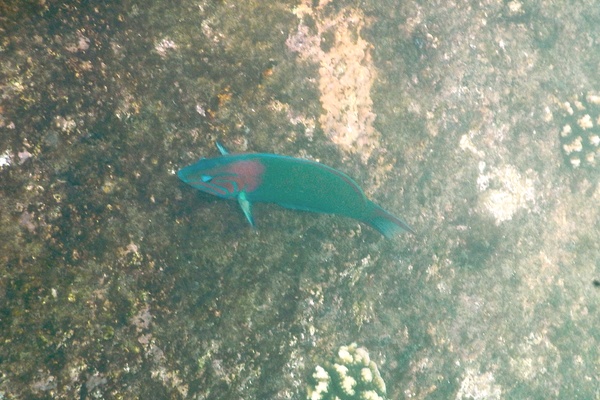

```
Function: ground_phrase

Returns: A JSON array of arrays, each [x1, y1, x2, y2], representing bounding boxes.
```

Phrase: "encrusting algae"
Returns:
[[287, 1, 379, 163]]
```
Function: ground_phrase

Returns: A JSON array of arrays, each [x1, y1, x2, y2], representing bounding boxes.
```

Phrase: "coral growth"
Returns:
[[556, 93, 600, 169], [307, 343, 387, 400]]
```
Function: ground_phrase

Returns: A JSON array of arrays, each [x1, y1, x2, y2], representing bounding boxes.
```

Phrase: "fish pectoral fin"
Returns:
[[216, 141, 229, 155], [237, 191, 255, 227]]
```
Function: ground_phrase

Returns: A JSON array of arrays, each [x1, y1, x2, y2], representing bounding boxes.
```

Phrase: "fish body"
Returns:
[[178, 144, 414, 238]]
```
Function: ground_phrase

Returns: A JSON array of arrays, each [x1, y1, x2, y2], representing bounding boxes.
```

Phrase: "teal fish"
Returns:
[[178, 143, 414, 238]]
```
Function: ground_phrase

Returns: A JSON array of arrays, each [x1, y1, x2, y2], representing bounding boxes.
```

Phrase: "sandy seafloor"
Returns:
[[1, 0, 599, 399]]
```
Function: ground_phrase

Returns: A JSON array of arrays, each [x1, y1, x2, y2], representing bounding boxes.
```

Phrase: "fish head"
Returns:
[[178, 156, 264, 199]]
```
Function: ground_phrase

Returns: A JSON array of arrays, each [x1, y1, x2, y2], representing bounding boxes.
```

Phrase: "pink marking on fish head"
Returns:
[[225, 159, 265, 193]]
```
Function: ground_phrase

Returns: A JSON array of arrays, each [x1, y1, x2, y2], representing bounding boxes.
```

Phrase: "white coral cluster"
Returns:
[[558, 93, 600, 168], [307, 343, 386, 400], [309, 365, 331, 400]]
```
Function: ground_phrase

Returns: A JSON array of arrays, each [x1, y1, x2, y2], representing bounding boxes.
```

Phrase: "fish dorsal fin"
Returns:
[[216, 142, 229, 155], [237, 191, 255, 227]]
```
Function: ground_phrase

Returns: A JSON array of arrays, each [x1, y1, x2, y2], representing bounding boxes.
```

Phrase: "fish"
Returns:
[[178, 143, 414, 238]]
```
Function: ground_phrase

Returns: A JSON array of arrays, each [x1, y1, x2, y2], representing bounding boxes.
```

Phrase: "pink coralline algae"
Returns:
[[287, 2, 379, 163]]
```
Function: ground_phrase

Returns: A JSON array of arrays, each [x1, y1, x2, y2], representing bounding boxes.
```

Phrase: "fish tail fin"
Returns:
[[365, 201, 415, 238]]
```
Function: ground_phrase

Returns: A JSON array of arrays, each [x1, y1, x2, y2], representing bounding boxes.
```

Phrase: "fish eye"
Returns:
[[201, 175, 212, 182]]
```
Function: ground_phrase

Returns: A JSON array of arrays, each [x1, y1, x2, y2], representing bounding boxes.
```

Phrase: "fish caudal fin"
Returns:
[[365, 201, 414, 238]]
